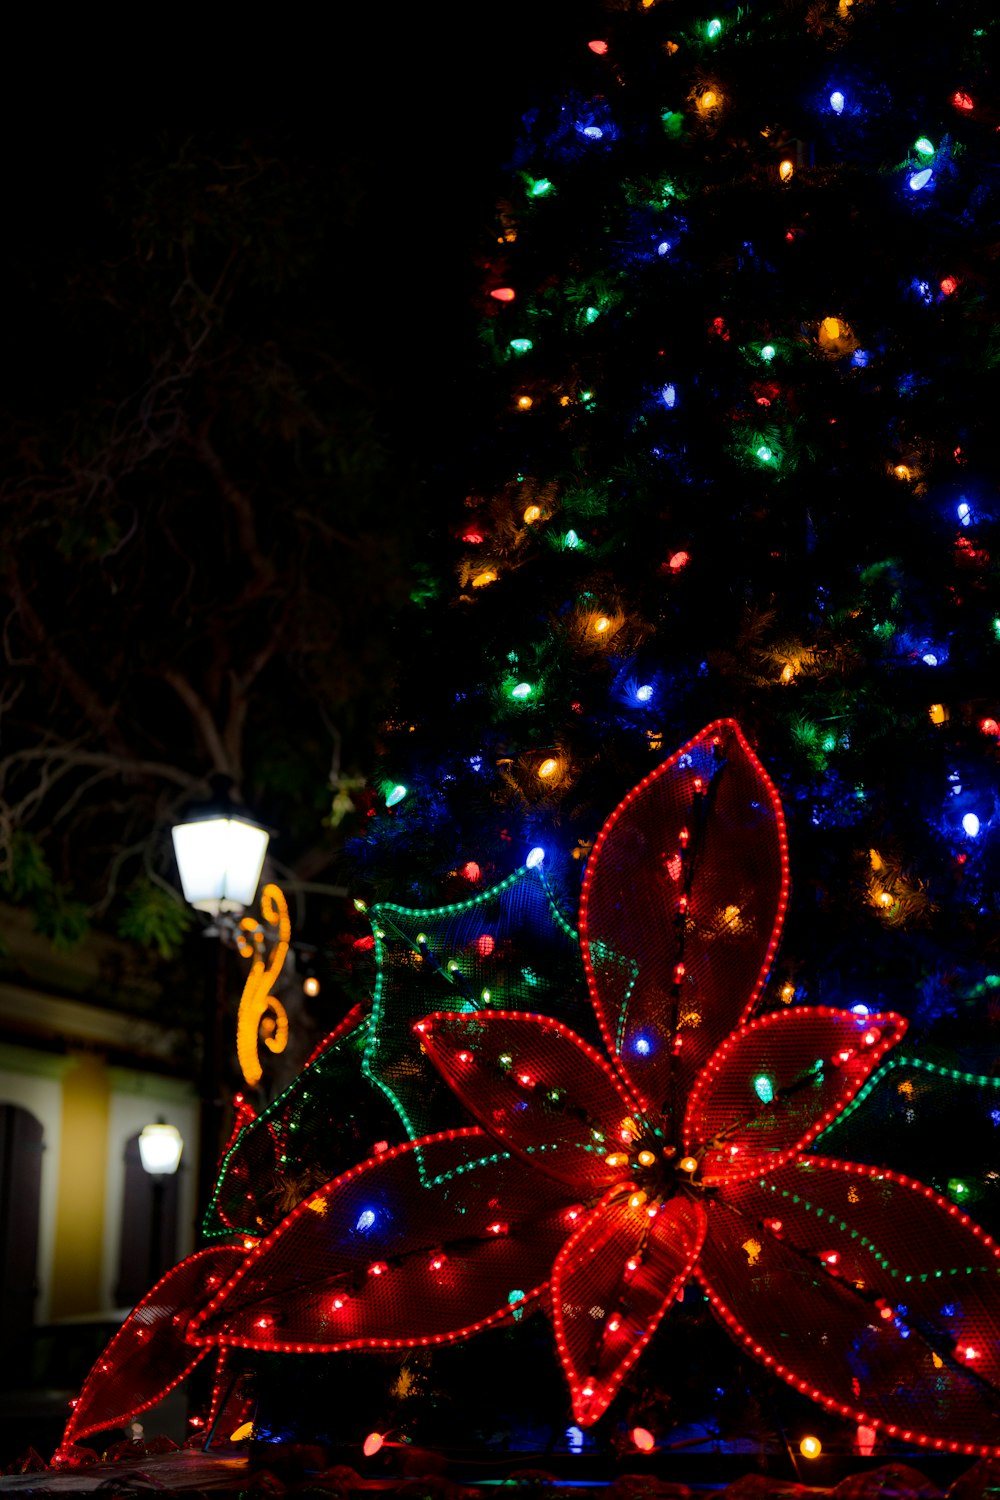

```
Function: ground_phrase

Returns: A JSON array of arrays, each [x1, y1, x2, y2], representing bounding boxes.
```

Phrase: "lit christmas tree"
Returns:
[[54, 0, 1000, 1484]]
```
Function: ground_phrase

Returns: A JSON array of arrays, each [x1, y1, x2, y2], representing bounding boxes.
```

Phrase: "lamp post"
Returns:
[[171, 778, 270, 1230], [138, 1120, 183, 1288]]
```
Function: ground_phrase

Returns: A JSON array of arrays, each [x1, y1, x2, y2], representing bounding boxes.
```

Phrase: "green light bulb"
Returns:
[[760, 344, 776, 362], [511, 682, 533, 699], [707, 17, 722, 39], [509, 338, 533, 354], [584, 306, 600, 324], [529, 177, 554, 198], [385, 784, 407, 807], [914, 136, 935, 156], [754, 1074, 775, 1104]]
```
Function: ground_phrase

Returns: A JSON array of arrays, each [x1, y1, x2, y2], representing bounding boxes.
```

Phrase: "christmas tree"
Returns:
[[54, 0, 1000, 1483]]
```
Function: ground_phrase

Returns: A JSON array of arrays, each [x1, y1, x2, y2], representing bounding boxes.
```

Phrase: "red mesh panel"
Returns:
[[189, 1128, 581, 1354], [698, 1157, 1000, 1456], [204, 1005, 396, 1241], [60, 1246, 244, 1449], [367, 866, 583, 1145], [579, 720, 788, 1129], [685, 1006, 907, 1183], [551, 1189, 706, 1426], [416, 1010, 642, 1190]]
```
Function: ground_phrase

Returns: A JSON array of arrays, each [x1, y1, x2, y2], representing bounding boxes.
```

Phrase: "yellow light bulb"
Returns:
[[517, 395, 533, 410], [778, 159, 794, 181], [679, 1156, 699, 1174], [928, 703, 946, 725], [723, 904, 741, 927], [780, 983, 795, 1004], [594, 616, 611, 633], [800, 1436, 822, 1460], [471, 569, 498, 588], [893, 464, 911, 481], [780, 663, 795, 684], [605, 1152, 628, 1168], [700, 89, 718, 111], [638, 1150, 656, 1167], [629, 1191, 647, 1210], [523, 505, 542, 524], [821, 316, 842, 339], [538, 757, 559, 779]]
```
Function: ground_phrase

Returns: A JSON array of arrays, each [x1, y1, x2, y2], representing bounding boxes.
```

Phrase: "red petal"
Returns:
[[579, 719, 789, 1125], [416, 1010, 642, 1190], [698, 1157, 1000, 1456], [685, 1006, 906, 1183], [551, 1188, 706, 1426], [188, 1129, 579, 1352], [60, 1246, 244, 1448]]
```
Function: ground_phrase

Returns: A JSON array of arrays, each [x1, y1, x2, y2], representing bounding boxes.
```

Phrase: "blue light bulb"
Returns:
[[908, 168, 933, 192], [963, 813, 981, 838], [526, 846, 545, 868], [830, 90, 845, 115], [636, 684, 654, 703]]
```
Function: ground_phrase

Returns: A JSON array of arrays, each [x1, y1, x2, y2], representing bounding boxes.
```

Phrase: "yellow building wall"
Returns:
[[49, 1051, 110, 1317]]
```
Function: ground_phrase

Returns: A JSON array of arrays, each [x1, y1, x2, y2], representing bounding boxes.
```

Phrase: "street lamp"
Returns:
[[138, 1120, 184, 1175], [171, 781, 270, 918], [171, 777, 271, 1229], [139, 1120, 184, 1288]]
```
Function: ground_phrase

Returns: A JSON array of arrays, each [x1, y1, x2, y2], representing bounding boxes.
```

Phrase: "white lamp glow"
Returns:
[[138, 1121, 184, 1175], [171, 813, 269, 915]]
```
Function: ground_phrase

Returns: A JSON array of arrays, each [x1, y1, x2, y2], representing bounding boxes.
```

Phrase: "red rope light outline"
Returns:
[[578, 718, 791, 1113], [684, 1004, 907, 1182], [551, 1186, 707, 1426], [187, 1127, 555, 1354], [699, 1154, 1000, 1458]]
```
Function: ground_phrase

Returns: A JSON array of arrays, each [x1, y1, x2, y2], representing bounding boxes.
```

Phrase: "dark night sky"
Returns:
[[2, 3, 605, 485]]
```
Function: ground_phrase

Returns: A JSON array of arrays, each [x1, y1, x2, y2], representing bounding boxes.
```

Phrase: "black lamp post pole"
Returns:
[[196, 930, 229, 1234]]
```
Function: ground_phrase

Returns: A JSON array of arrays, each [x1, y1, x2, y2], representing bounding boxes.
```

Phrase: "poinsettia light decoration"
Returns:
[[67, 724, 1000, 1459]]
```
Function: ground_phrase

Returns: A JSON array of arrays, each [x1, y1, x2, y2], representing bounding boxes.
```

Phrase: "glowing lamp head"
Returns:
[[799, 1436, 822, 1460], [490, 287, 515, 302], [363, 1432, 385, 1457], [963, 813, 981, 838], [760, 343, 776, 362], [909, 168, 933, 192], [678, 1155, 698, 1174], [778, 159, 794, 182], [587, 39, 608, 54], [635, 683, 654, 703], [170, 793, 270, 916], [303, 975, 320, 998], [137, 1121, 184, 1176], [830, 90, 845, 114], [525, 846, 545, 869], [538, 757, 559, 779], [523, 504, 542, 523], [632, 1427, 655, 1453], [637, 1150, 656, 1167]]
